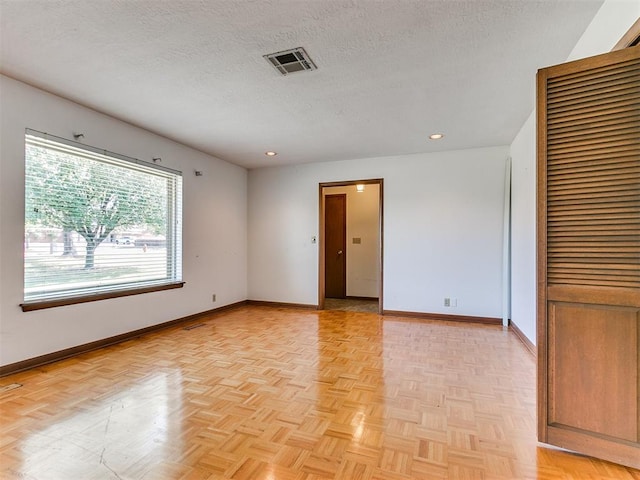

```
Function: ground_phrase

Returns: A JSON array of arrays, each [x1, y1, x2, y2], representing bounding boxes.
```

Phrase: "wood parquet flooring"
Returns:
[[0, 305, 638, 479]]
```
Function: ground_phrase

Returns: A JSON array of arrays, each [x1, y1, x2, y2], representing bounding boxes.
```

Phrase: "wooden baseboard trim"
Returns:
[[382, 310, 501, 325], [247, 300, 318, 310], [0, 300, 248, 377], [509, 320, 537, 357]]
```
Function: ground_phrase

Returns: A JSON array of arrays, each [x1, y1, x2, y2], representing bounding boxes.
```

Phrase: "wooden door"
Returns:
[[537, 45, 640, 469], [325, 194, 346, 298]]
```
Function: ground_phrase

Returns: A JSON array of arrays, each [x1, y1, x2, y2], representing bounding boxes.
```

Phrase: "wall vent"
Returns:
[[264, 47, 317, 76]]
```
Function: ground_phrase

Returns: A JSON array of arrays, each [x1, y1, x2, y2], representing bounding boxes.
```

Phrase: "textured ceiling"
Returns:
[[1, 0, 603, 169]]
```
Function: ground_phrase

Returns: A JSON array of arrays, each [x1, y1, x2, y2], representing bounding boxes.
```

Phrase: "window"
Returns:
[[23, 129, 183, 310]]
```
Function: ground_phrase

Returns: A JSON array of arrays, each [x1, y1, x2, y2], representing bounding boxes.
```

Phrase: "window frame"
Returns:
[[21, 129, 184, 312]]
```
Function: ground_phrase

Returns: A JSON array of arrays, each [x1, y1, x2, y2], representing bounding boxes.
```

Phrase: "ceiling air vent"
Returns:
[[264, 47, 317, 76]]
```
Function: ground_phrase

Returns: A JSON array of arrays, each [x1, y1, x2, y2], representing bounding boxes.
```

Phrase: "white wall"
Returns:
[[249, 147, 509, 318], [0, 76, 248, 366], [4, 2, 632, 366], [508, 0, 640, 345], [510, 112, 537, 343], [324, 184, 380, 298]]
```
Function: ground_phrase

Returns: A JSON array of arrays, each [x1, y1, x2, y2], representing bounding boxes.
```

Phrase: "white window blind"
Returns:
[[24, 129, 183, 304]]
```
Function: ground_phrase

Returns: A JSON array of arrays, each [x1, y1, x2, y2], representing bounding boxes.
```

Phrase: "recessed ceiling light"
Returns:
[[265, 151, 277, 156], [429, 133, 444, 140]]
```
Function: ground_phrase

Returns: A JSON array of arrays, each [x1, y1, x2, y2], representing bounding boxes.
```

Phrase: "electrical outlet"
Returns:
[[212, 294, 216, 302], [444, 297, 450, 307]]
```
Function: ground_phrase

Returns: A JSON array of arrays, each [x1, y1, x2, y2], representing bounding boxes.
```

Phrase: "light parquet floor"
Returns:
[[0, 305, 638, 480]]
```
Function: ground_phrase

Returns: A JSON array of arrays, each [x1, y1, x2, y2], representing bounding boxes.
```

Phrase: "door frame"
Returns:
[[318, 179, 384, 313]]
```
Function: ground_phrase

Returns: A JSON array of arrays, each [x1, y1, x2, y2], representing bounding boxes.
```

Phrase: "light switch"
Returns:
[[352, 237, 361, 244]]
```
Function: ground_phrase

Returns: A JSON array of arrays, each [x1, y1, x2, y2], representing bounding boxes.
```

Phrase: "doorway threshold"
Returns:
[[324, 298, 379, 313]]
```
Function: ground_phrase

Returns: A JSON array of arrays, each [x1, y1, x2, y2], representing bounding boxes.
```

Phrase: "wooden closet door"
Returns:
[[537, 45, 640, 469]]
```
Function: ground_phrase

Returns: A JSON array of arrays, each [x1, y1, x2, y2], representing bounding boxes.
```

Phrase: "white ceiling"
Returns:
[[1, 0, 603, 169]]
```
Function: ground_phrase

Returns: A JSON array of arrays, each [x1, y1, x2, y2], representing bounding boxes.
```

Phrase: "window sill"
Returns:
[[20, 282, 185, 312]]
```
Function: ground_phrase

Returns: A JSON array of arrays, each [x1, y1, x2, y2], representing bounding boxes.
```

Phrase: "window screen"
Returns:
[[24, 130, 183, 304]]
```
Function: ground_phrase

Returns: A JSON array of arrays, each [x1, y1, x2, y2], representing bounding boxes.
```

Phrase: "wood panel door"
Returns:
[[324, 194, 346, 298], [537, 45, 640, 469]]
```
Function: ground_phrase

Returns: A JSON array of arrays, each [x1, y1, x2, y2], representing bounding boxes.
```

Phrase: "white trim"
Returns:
[[502, 156, 512, 327]]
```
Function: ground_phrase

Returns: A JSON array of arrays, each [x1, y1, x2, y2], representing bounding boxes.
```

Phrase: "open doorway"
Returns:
[[319, 179, 383, 314]]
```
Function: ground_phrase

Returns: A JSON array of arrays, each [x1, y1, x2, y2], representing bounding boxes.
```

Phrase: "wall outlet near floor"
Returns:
[[212, 294, 217, 302], [444, 297, 457, 307]]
